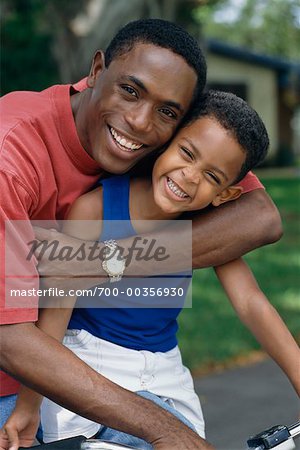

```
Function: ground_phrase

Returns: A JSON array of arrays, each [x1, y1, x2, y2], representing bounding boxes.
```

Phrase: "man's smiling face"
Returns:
[[71, 43, 197, 174]]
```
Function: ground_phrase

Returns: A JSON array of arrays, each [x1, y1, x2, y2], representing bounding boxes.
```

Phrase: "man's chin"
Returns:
[[95, 158, 135, 175], [100, 148, 149, 173]]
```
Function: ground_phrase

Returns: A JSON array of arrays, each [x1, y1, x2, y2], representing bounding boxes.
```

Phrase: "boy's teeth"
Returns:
[[167, 177, 189, 198], [110, 127, 143, 150]]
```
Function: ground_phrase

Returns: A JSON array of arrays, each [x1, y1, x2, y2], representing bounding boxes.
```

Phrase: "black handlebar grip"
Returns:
[[19, 435, 86, 450]]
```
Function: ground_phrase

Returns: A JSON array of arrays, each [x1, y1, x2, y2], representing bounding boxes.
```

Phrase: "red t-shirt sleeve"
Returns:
[[72, 77, 88, 93], [238, 171, 264, 193], [0, 171, 38, 325]]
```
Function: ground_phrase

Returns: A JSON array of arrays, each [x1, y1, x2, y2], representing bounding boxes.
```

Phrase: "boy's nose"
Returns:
[[182, 166, 200, 184]]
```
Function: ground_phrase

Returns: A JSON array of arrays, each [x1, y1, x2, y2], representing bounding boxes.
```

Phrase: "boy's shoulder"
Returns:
[[68, 186, 103, 221]]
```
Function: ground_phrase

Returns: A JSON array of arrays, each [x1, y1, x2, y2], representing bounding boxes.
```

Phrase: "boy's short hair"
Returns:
[[105, 18, 207, 104], [182, 90, 269, 183]]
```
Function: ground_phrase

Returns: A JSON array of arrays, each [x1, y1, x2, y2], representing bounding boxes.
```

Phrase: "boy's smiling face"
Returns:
[[152, 116, 245, 214]]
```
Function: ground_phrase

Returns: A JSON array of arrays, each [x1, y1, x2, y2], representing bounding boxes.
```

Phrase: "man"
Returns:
[[0, 19, 281, 450]]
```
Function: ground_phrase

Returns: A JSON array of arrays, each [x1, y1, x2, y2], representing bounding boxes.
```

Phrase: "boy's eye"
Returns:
[[180, 146, 194, 160], [121, 85, 138, 98], [159, 107, 177, 119], [206, 172, 221, 185]]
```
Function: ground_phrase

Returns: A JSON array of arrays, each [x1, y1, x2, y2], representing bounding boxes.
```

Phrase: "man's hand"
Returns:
[[0, 409, 39, 450], [152, 429, 215, 449]]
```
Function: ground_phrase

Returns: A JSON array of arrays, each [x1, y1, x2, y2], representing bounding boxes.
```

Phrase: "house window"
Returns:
[[207, 83, 248, 101]]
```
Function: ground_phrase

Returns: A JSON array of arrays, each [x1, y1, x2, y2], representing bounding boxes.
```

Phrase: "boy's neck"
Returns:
[[129, 177, 180, 222]]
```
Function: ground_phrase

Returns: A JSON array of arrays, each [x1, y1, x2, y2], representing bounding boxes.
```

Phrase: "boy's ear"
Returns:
[[87, 50, 106, 88], [212, 185, 243, 207]]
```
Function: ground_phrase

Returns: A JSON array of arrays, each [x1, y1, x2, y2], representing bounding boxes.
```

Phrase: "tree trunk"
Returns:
[[45, 0, 188, 82]]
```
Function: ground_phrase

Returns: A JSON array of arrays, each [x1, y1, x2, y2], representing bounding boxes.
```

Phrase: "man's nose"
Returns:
[[124, 103, 154, 134]]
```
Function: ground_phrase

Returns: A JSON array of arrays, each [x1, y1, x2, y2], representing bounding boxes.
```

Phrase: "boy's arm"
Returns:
[[215, 258, 300, 396]]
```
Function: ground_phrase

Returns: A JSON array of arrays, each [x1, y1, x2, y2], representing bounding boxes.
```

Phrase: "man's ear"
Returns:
[[212, 185, 243, 207], [87, 50, 106, 88]]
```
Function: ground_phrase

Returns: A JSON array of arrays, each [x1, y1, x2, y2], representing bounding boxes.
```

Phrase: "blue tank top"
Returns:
[[68, 175, 191, 352]]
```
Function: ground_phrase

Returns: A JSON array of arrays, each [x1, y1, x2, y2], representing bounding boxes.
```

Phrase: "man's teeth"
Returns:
[[167, 178, 189, 198], [110, 127, 143, 150]]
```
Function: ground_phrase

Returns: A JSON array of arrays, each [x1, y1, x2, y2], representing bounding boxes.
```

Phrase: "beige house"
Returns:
[[206, 39, 300, 164]]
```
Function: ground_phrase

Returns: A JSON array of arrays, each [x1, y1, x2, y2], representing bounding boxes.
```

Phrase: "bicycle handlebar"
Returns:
[[19, 420, 300, 450], [19, 436, 86, 450], [247, 421, 300, 450], [20, 436, 138, 449]]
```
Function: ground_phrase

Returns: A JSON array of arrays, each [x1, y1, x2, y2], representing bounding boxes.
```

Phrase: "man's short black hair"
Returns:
[[105, 18, 207, 104], [182, 90, 269, 183]]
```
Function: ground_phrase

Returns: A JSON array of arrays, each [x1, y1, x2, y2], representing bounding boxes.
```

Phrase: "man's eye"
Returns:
[[121, 85, 138, 98], [159, 107, 177, 119], [206, 172, 220, 184], [180, 147, 193, 160]]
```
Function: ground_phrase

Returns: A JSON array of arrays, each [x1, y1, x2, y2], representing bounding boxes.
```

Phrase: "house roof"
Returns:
[[206, 38, 300, 88]]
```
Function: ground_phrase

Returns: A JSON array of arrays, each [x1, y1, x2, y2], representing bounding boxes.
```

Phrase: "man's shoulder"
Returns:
[[72, 77, 88, 92], [0, 80, 85, 138], [0, 84, 70, 182], [0, 84, 62, 132], [0, 83, 71, 152], [238, 171, 264, 193]]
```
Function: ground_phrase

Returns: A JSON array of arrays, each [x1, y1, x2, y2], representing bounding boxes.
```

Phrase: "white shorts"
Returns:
[[41, 329, 205, 442]]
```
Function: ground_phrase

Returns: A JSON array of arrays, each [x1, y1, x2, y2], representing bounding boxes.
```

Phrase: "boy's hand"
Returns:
[[0, 409, 40, 450], [33, 226, 103, 292]]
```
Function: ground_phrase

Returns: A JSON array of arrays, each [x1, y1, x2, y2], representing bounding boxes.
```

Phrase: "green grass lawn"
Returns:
[[178, 173, 300, 371]]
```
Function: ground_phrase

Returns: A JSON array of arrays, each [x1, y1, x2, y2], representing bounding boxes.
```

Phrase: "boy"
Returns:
[[4, 91, 298, 449]]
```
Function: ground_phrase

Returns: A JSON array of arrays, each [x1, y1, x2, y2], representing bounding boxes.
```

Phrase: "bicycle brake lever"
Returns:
[[247, 424, 291, 449]]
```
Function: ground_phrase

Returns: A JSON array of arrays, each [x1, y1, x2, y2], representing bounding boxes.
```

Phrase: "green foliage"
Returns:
[[1, 0, 58, 95], [193, 0, 300, 60], [178, 173, 300, 369]]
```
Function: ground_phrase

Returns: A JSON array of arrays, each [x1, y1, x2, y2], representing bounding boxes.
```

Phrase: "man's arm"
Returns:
[[0, 323, 214, 450], [0, 304, 75, 450], [191, 189, 282, 269], [34, 189, 282, 291]]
